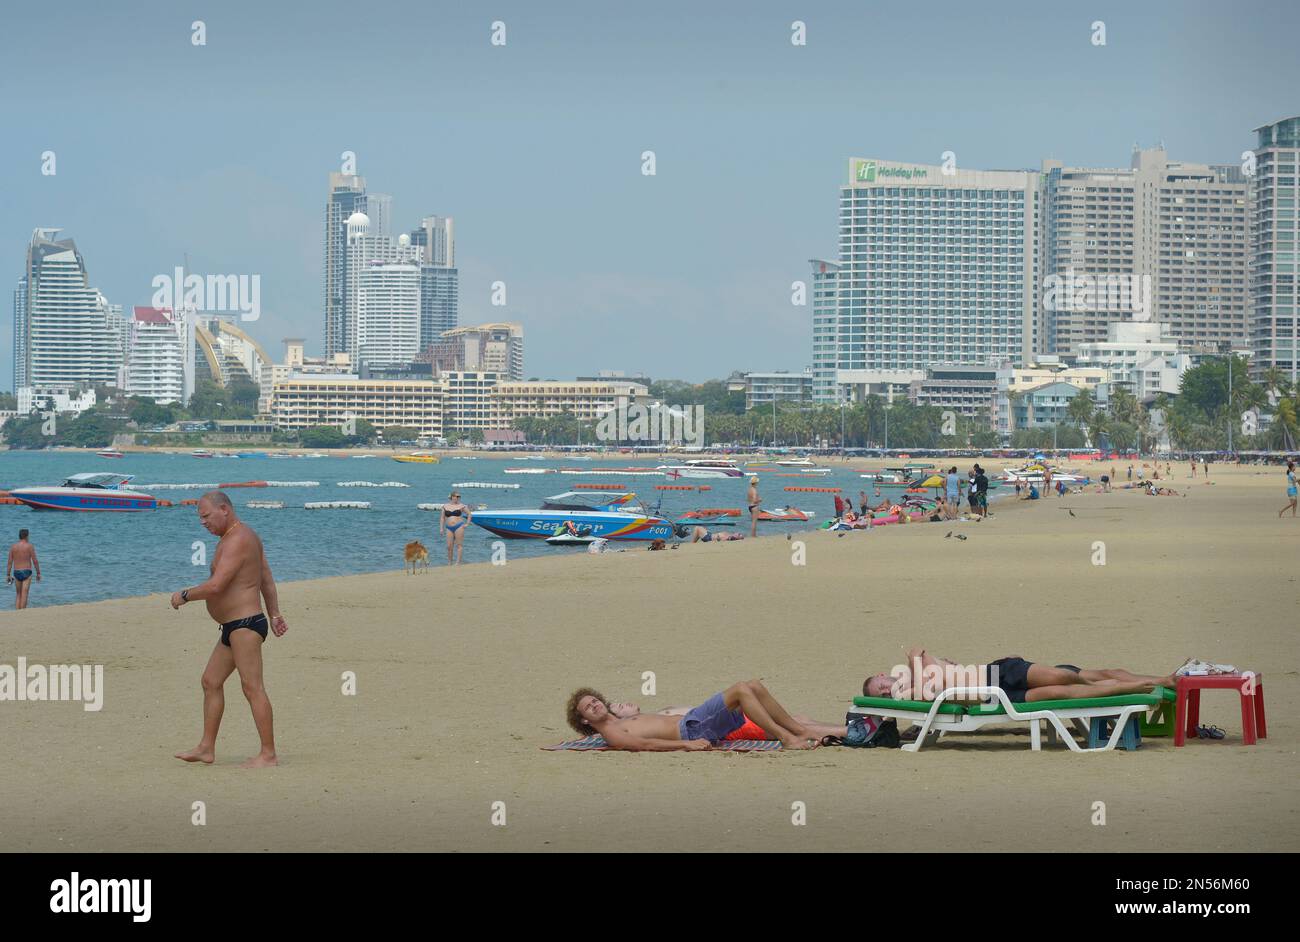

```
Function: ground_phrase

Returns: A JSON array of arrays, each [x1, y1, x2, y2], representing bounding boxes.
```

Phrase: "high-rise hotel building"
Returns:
[[1040, 148, 1249, 356], [815, 159, 1038, 401], [14, 229, 120, 391], [1250, 116, 1300, 380]]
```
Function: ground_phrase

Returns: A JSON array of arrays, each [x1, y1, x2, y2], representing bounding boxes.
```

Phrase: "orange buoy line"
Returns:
[[157, 500, 173, 507], [784, 486, 841, 493], [655, 484, 712, 491], [746, 467, 780, 472], [573, 483, 628, 489]]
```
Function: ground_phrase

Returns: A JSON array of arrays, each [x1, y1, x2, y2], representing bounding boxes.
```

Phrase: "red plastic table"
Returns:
[[1174, 673, 1267, 746]]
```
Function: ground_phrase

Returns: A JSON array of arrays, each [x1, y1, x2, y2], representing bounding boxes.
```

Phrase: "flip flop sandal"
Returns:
[[1196, 725, 1226, 740]]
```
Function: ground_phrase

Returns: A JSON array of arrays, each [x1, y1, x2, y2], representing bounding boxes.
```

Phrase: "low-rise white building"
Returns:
[[16, 386, 98, 415]]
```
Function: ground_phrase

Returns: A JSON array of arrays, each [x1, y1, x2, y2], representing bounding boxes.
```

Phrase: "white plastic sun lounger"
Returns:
[[850, 685, 1173, 753]]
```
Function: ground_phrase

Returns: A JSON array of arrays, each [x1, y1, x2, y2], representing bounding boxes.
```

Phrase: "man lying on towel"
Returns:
[[566, 680, 846, 751], [603, 697, 845, 744], [862, 648, 1177, 705]]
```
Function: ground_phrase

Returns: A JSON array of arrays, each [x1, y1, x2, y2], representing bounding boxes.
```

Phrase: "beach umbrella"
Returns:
[[919, 474, 945, 487]]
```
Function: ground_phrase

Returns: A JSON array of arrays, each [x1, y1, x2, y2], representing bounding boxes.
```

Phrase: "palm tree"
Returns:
[[1067, 388, 1096, 445]]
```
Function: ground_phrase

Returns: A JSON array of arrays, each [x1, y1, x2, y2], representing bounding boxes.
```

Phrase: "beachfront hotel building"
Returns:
[[491, 378, 650, 425], [439, 370, 501, 432], [907, 363, 999, 420], [268, 374, 443, 438], [1249, 116, 1300, 381], [817, 159, 1039, 403], [14, 229, 121, 392], [1040, 148, 1249, 355], [124, 306, 187, 404], [743, 370, 813, 409]]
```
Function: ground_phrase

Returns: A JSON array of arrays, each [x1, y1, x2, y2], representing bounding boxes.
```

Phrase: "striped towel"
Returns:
[[543, 736, 782, 752]]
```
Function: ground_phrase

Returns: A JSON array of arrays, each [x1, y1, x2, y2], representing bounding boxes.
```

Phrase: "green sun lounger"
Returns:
[[850, 685, 1176, 752]]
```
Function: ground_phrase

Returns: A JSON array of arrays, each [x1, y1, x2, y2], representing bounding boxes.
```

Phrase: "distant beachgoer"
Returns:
[[1280, 461, 1297, 518], [973, 465, 989, 517], [1191, 460, 1197, 478], [440, 491, 471, 564], [6, 528, 41, 609], [566, 681, 844, 750], [1127, 465, 1134, 481], [1203, 459, 1209, 477], [747, 477, 760, 537], [171, 491, 287, 769], [945, 467, 959, 518], [834, 493, 846, 520], [1100, 474, 1110, 492], [859, 491, 869, 516], [1028, 484, 1040, 500]]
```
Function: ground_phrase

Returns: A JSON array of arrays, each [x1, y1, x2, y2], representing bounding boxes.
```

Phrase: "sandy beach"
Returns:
[[1, 461, 1297, 852]]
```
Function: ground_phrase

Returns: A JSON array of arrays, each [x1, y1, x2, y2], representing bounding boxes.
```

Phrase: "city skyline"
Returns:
[[3, 1, 1298, 390]]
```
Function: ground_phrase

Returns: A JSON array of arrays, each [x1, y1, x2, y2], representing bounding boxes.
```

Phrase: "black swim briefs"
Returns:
[[220, 613, 269, 647]]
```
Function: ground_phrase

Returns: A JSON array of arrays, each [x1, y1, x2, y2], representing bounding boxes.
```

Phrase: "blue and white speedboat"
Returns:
[[9, 473, 158, 512], [470, 491, 676, 541]]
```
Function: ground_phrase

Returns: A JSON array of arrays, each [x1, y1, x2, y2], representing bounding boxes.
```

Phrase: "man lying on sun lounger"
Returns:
[[862, 648, 1177, 705], [566, 680, 846, 751]]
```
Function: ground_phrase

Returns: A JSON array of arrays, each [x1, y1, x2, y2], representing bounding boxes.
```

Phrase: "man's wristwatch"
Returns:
[[180, 589, 189, 603]]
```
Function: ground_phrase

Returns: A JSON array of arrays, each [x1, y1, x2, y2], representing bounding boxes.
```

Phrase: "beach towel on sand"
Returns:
[[543, 736, 783, 752]]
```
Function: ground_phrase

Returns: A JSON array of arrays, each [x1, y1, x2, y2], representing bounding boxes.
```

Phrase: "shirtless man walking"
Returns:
[[170, 491, 287, 768], [6, 528, 41, 609]]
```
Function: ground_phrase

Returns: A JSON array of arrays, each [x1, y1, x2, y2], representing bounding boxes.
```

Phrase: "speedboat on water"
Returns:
[[392, 452, 439, 464], [1001, 463, 1082, 484], [470, 491, 675, 541], [97, 450, 124, 459], [657, 459, 744, 480], [9, 473, 158, 512]]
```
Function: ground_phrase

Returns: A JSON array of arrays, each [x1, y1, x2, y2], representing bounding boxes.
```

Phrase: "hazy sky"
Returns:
[[3, 0, 1297, 388]]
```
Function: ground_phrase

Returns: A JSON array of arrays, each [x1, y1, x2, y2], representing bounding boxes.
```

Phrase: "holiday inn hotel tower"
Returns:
[[816, 158, 1038, 399]]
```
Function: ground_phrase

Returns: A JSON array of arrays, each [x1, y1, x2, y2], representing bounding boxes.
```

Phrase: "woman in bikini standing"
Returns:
[[747, 476, 760, 538], [440, 490, 471, 564], [1280, 461, 1297, 518]]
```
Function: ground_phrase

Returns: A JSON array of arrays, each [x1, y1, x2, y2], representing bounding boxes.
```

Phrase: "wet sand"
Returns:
[[1, 462, 1296, 851]]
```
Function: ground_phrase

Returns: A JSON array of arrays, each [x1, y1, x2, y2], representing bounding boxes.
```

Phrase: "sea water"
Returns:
[[0, 451, 882, 607]]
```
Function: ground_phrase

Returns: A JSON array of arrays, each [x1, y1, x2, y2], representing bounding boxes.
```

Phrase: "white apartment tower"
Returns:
[[125, 306, 186, 404], [1250, 116, 1300, 380], [1040, 148, 1249, 355]]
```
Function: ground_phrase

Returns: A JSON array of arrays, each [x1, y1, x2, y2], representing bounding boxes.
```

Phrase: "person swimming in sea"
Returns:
[[440, 491, 471, 565], [6, 528, 41, 609]]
